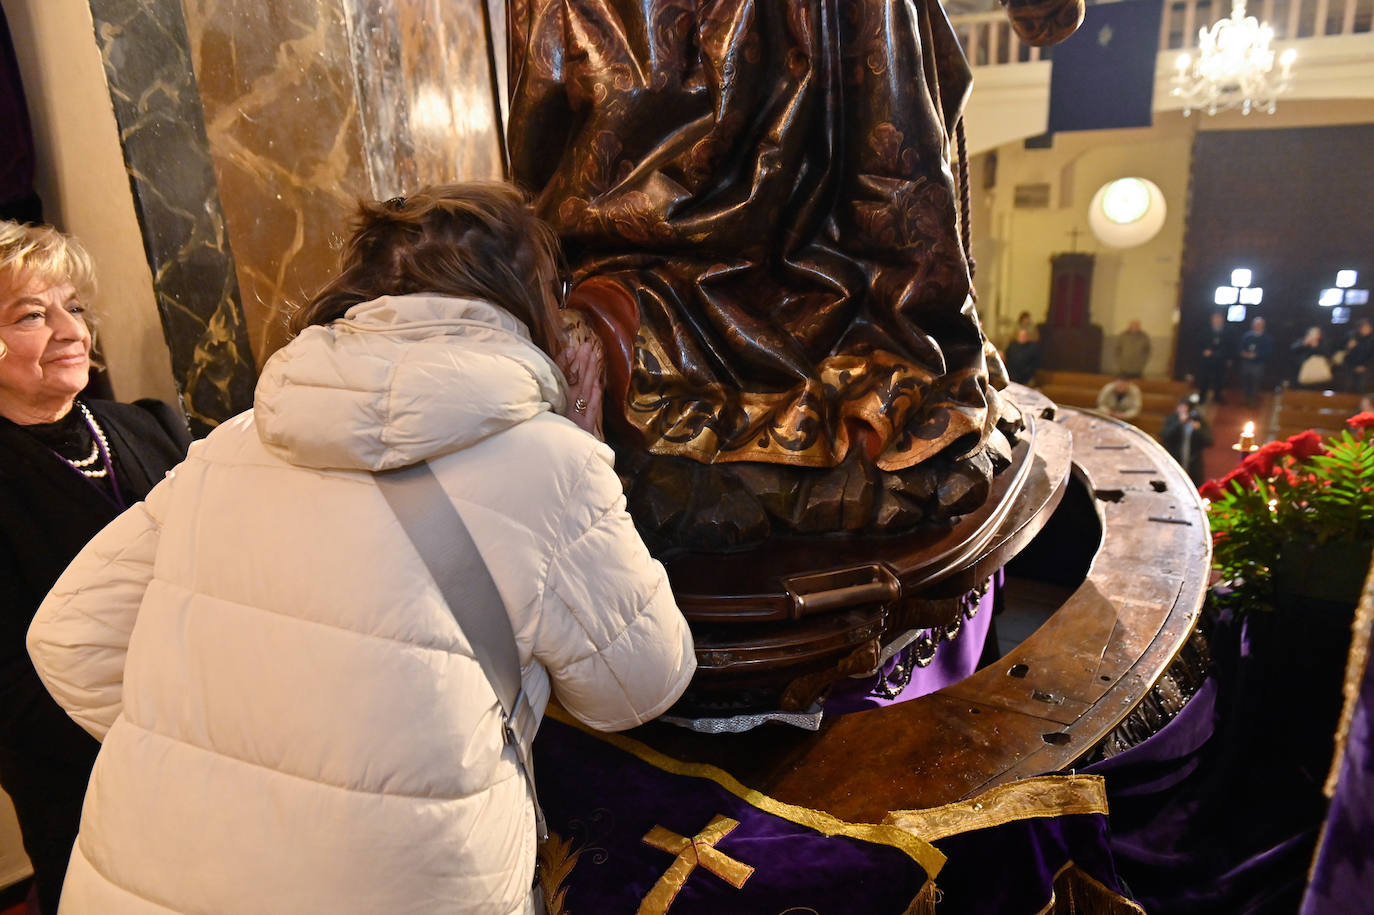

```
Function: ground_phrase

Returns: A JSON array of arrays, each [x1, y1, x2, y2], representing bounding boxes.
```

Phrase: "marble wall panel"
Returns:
[[181, 0, 372, 366], [94, 0, 507, 391], [344, 0, 505, 198], [88, 0, 256, 434], [181, 0, 505, 366]]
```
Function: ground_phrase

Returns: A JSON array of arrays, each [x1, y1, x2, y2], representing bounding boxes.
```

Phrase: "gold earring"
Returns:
[[0, 338, 7, 359]]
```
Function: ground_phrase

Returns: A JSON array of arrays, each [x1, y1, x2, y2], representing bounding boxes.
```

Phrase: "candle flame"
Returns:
[[1243, 421, 1255, 435]]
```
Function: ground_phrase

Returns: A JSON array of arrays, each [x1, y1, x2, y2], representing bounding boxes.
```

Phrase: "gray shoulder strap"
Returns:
[[375, 462, 546, 840]]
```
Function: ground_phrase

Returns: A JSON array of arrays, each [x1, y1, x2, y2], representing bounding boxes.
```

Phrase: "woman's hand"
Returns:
[[557, 337, 605, 439]]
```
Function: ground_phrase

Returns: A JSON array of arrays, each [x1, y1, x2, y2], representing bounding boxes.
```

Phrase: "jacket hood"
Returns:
[[255, 294, 568, 471]]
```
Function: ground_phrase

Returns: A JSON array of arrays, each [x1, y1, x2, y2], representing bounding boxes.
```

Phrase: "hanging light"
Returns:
[[1171, 0, 1296, 116]]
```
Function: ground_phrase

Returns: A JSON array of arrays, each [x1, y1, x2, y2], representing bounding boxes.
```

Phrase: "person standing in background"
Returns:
[[1290, 327, 1332, 389], [1008, 311, 1035, 347], [1160, 395, 1213, 486], [1198, 312, 1230, 404], [1341, 318, 1373, 394], [1002, 327, 1040, 386], [1237, 317, 1273, 408], [1115, 319, 1151, 378]]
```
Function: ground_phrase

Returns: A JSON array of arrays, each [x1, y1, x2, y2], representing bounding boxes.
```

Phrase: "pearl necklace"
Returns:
[[63, 402, 111, 479]]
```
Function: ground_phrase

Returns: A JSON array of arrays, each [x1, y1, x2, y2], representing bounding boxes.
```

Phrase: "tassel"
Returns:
[[1050, 863, 1147, 915], [902, 879, 940, 915]]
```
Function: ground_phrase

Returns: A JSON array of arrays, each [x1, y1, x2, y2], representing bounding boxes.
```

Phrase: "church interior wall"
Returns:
[[1180, 121, 1374, 382], [970, 99, 1374, 377]]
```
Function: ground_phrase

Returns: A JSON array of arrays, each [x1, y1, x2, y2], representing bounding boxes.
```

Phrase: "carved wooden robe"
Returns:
[[508, 0, 1069, 551]]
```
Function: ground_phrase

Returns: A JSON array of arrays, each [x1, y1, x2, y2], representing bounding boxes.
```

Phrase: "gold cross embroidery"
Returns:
[[637, 814, 755, 914]]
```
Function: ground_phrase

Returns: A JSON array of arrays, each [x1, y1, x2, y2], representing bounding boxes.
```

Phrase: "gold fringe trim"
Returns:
[[1034, 861, 1148, 915], [904, 878, 939, 915], [544, 704, 946, 878], [1325, 560, 1374, 798], [883, 775, 1110, 843]]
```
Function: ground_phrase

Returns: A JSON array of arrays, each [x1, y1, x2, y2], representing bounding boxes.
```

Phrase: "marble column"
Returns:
[[88, 0, 257, 434], [182, 0, 506, 364], [90, 0, 506, 423]]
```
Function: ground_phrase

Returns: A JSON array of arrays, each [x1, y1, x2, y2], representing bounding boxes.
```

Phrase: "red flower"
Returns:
[[1286, 430, 1326, 461], [1348, 412, 1374, 430], [1199, 480, 1225, 501], [1221, 466, 1254, 492], [1245, 440, 1293, 477]]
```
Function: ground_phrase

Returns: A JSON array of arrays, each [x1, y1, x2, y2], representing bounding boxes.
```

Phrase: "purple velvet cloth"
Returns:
[[1300, 629, 1374, 915], [533, 717, 932, 913], [826, 577, 998, 714], [929, 812, 1130, 914], [1083, 607, 1333, 914]]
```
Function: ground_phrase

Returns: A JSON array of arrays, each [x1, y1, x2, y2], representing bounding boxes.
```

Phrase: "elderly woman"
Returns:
[[0, 221, 190, 913], [28, 182, 695, 914]]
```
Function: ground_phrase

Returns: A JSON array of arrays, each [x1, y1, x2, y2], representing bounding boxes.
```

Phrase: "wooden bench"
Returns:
[[1278, 389, 1363, 413], [1039, 385, 1179, 431], [1272, 388, 1361, 441], [1039, 371, 1192, 400]]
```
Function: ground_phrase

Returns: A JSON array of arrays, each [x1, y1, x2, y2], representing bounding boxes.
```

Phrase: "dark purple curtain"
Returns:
[[1300, 618, 1374, 915], [1083, 606, 1335, 914], [929, 812, 1133, 914], [0, 8, 41, 224]]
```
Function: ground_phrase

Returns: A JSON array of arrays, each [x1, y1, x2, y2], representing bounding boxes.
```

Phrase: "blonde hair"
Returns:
[[0, 220, 98, 306]]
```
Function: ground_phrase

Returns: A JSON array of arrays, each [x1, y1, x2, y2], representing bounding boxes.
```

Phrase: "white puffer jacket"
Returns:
[[27, 294, 696, 915]]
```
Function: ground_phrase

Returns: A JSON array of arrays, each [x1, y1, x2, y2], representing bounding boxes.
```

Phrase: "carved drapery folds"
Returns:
[[509, 0, 1024, 551]]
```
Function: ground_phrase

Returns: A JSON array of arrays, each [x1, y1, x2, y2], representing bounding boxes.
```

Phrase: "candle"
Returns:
[[1238, 421, 1255, 451]]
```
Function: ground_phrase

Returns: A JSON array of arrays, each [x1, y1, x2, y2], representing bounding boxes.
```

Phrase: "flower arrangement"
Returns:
[[1200, 413, 1374, 615]]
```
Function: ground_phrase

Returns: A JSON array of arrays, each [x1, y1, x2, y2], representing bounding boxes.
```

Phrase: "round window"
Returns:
[[1088, 177, 1167, 248]]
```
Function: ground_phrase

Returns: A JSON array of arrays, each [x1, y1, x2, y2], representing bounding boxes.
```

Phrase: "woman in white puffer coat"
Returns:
[[25, 183, 696, 915]]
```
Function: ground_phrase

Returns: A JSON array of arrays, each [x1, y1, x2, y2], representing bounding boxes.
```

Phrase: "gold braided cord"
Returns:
[[544, 704, 947, 878], [884, 774, 1110, 843]]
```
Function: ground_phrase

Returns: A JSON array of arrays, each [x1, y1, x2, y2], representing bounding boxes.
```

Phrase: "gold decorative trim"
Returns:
[[1325, 560, 1374, 797], [544, 705, 946, 877], [1034, 860, 1148, 915], [883, 775, 1109, 842]]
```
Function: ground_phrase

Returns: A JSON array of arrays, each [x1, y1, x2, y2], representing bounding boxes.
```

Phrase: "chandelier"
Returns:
[[1170, 0, 1297, 116]]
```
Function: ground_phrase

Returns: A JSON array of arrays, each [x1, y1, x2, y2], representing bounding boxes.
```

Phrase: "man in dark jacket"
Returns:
[[1198, 312, 1230, 404], [1237, 317, 1273, 408], [1160, 396, 1213, 485]]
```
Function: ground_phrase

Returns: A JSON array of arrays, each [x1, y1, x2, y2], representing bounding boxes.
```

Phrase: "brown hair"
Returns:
[[291, 181, 565, 353]]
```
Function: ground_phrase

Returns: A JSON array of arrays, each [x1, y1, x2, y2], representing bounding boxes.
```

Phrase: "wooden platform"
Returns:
[[627, 392, 1212, 818]]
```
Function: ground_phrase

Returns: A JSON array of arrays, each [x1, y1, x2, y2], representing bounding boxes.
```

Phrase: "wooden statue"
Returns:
[[508, 0, 1082, 557]]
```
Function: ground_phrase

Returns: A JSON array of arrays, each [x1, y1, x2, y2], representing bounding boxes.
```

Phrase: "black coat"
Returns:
[[1160, 410, 1214, 485], [0, 398, 189, 911], [1003, 339, 1041, 385], [1199, 326, 1229, 366]]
